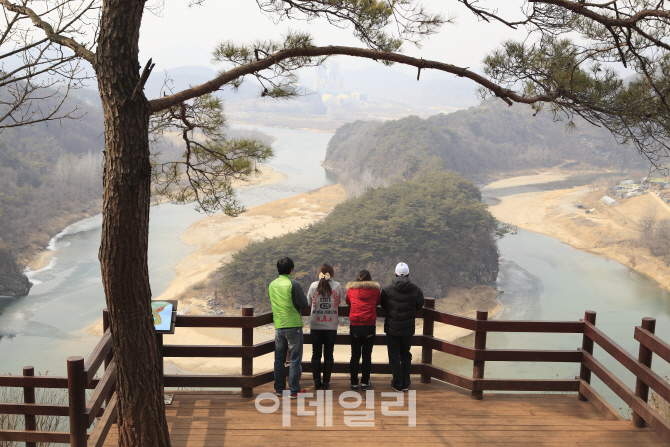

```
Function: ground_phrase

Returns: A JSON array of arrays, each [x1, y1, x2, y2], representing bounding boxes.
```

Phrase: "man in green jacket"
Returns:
[[269, 257, 308, 397]]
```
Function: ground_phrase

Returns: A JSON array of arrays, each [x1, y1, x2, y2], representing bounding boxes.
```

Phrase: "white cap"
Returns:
[[395, 262, 409, 276]]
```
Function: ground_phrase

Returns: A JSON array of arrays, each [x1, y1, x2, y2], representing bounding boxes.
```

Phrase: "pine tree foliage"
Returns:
[[150, 94, 273, 215]]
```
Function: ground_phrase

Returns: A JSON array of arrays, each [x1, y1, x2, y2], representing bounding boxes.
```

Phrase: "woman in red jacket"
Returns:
[[346, 269, 381, 391]]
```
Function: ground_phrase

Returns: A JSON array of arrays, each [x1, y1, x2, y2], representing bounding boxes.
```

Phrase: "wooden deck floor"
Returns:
[[103, 376, 669, 446]]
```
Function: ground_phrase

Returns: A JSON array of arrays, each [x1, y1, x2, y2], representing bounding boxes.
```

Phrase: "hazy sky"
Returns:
[[138, 1, 527, 75]]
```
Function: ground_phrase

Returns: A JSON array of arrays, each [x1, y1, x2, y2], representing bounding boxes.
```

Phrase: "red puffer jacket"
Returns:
[[346, 281, 381, 326]]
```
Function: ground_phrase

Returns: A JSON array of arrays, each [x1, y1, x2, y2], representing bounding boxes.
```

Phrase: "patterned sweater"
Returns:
[[308, 279, 342, 331]]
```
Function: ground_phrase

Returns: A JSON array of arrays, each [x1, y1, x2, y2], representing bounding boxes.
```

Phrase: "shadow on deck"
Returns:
[[103, 377, 666, 447]]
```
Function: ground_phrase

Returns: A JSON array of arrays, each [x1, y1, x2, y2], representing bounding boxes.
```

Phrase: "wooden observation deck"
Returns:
[[103, 379, 666, 447], [2, 299, 670, 446]]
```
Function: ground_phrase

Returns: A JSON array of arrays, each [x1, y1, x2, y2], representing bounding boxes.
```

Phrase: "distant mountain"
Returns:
[[1, 88, 104, 157], [323, 100, 646, 186], [340, 66, 479, 109]]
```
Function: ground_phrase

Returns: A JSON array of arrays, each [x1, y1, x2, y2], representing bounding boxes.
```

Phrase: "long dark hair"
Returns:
[[317, 263, 335, 298], [356, 269, 372, 282]]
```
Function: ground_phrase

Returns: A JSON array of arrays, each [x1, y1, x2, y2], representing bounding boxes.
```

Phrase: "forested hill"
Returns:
[[0, 89, 105, 296], [323, 101, 646, 187], [218, 171, 499, 311]]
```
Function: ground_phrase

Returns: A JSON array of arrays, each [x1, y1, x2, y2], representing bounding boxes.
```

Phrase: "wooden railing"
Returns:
[[4, 298, 670, 445], [0, 310, 117, 447]]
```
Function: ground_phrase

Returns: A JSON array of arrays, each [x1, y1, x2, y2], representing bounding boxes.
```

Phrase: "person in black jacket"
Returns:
[[380, 262, 424, 392]]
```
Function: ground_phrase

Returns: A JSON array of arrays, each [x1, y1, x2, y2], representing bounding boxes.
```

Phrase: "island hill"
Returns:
[[216, 171, 500, 311], [322, 101, 647, 190]]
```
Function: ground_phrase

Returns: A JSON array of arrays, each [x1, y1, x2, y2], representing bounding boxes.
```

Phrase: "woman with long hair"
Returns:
[[346, 269, 380, 390], [308, 263, 341, 390]]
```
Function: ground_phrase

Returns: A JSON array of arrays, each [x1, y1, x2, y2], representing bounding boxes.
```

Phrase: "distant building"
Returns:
[[314, 62, 343, 92], [620, 179, 634, 185], [601, 196, 620, 207]]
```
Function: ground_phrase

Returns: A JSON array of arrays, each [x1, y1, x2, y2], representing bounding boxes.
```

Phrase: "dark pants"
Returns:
[[386, 334, 413, 390], [311, 329, 336, 362], [350, 333, 375, 385]]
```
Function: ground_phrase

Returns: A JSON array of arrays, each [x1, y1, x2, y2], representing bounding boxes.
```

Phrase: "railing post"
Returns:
[[242, 305, 254, 398], [67, 356, 88, 447], [578, 310, 596, 401], [633, 317, 656, 428], [471, 310, 488, 400], [421, 298, 435, 384], [22, 366, 36, 447]]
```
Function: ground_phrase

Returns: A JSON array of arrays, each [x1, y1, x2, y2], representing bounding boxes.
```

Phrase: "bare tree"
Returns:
[[654, 218, 670, 261], [0, 1, 669, 446], [639, 203, 658, 243]]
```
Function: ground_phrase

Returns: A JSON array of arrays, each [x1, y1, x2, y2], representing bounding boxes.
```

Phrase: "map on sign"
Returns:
[[152, 301, 173, 331]]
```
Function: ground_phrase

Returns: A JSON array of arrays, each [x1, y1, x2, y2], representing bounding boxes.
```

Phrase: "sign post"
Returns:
[[152, 300, 178, 403]]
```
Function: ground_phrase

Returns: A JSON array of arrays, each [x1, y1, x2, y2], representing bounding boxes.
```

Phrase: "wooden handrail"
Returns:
[[473, 378, 580, 392], [0, 402, 69, 416], [423, 336, 476, 360], [475, 348, 582, 363], [0, 430, 71, 443], [635, 326, 670, 365], [582, 350, 670, 441], [87, 393, 117, 447], [86, 358, 117, 425], [175, 315, 256, 328], [423, 308, 477, 330], [422, 364, 474, 390], [584, 321, 670, 404], [163, 341, 274, 358], [476, 320, 585, 333], [84, 330, 113, 384], [0, 376, 99, 389], [173, 306, 586, 332], [304, 333, 422, 346]]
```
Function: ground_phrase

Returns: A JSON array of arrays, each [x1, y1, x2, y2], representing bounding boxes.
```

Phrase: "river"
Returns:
[[1, 127, 669, 416], [0, 125, 335, 376], [434, 228, 670, 415]]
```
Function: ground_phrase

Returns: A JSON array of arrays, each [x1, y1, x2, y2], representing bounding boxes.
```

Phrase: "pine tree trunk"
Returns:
[[96, 0, 170, 445]]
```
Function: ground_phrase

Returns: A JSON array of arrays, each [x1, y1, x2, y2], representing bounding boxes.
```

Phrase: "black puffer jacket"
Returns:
[[380, 276, 424, 336]]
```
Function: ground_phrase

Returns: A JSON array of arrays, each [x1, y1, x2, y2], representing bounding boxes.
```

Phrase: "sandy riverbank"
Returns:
[[156, 182, 347, 303], [487, 171, 670, 293], [86, 182, 347, 337]]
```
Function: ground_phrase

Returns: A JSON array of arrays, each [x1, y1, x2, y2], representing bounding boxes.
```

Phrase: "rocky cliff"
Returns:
[[0, 246, 31, 297]]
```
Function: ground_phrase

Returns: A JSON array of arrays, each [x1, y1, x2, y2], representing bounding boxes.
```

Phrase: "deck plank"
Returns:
[[102, 375, 670, 446]]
